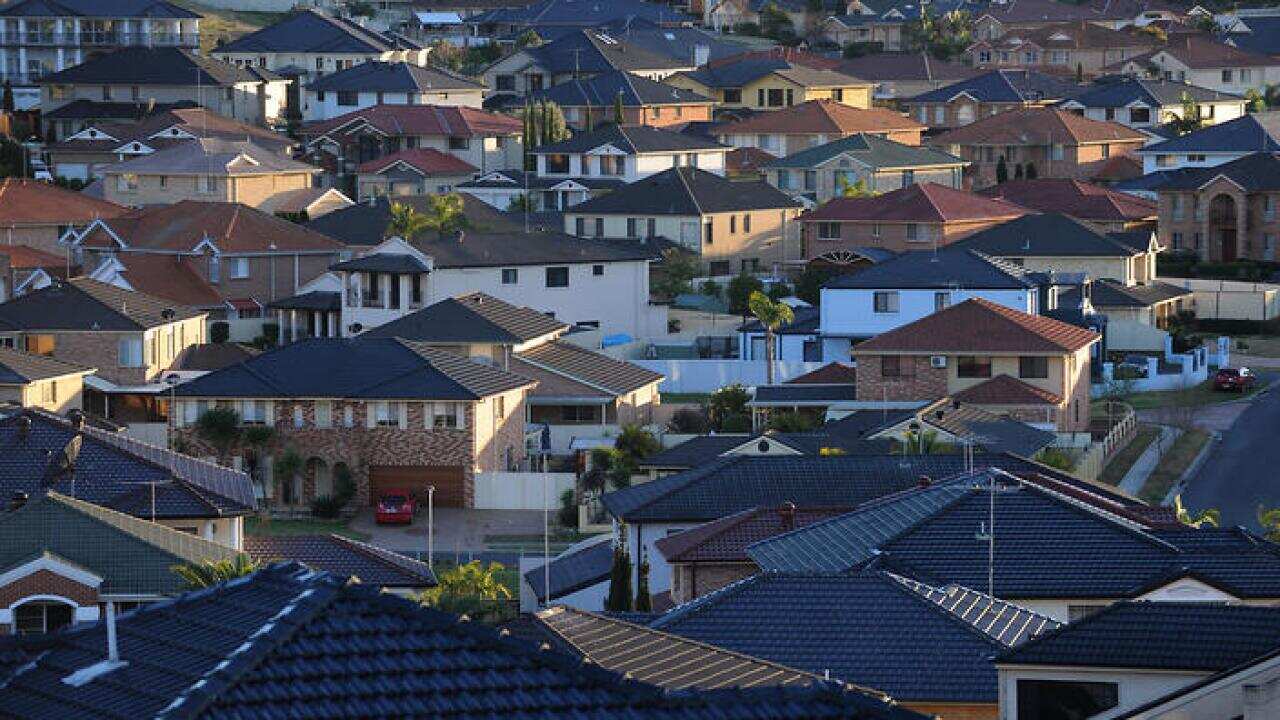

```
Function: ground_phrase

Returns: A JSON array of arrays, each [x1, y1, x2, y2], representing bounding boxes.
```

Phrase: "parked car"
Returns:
[[1117, 354, 1151, 378], [375, 490, 417, 524], [1214, 367, 1257, 392]]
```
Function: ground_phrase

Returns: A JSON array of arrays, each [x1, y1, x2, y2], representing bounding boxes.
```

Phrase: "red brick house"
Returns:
[[977, 178, 1158, 233], [715, 99, 926, 158]]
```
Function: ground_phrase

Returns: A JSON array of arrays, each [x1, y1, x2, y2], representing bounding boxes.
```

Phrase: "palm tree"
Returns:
[[419, 561, 513, 621], [421, 193, 469, 239], [1174, 495, 1220, 528], [386, 202, 433, 240], [748, 290, 794, 385], [172, 555, 261, 589]]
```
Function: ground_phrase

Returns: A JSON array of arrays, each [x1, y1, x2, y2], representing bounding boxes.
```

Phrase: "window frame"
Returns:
[[957, 355, 993, 378]]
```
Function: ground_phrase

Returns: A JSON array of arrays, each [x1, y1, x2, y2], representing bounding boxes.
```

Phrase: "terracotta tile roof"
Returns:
[[0, 179, 128, 226], [356, 147, 479, 175], [79, 200, 346, 253], [704, 47, 845, 71], [836, 52, 978, 84], [978, 21, 1156, 51], [787, 362, 857, 385], [302, 103, 522, 140], [726, 146, 775, 173], [851, 297, 1099, 354], [978, 178, 1155, 222], [1091, 152, 1144, 183], [714, 100, 923, 136], [0, 244, 67, 269], [802, 182, 1029, 224], [47, 107, 293, 154], [108, 253, 224, 308], [654, 506, 852, 564], [952, 374, 1065, 406], [1148, 34, 1278, 69], [929, 107, 1146, 146]]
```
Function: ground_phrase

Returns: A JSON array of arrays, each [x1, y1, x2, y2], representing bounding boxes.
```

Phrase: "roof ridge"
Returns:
[[37, 491, 239, 564], [877, 570, 1012, 649], [649, 570, 770, 630]]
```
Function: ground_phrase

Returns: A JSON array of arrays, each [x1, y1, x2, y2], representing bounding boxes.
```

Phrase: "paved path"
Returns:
[[1183, 381, 1280, 529], [351, 507, 548, 555], [1118, 425, 1180, 495]]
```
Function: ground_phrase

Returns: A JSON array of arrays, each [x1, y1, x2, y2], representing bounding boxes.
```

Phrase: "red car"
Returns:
[[1214, 367, 1257, 392], [375, 490, 417, 525]]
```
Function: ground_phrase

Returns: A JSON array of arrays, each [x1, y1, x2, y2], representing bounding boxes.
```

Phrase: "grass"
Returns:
[[246, 516, 370, 541], [1121, 379, 1265, 410], [1139, 429, 1210, 505], [1097, 425, 1160, 486], [171, 0, 283, 52]]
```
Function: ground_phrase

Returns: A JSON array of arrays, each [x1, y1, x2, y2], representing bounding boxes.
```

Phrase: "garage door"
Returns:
[[369, 466, 468, 508]]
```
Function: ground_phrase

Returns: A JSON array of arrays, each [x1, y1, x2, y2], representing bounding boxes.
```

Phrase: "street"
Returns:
[[1184, 381, 1280, 530]]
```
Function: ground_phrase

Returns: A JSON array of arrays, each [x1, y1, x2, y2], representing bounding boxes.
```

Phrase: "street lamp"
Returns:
[[427, 485, 435, 568]]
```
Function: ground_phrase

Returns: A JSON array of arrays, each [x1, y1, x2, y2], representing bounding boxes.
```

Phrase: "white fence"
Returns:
[[474, 471, 576, 510], [123, 422, 168, 447], [1092, 342, 1219, 397], [634, 360, 826, 393]]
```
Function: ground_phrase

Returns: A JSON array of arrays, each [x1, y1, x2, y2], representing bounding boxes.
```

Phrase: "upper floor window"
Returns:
[[229, 257, 249, 279], [816, 222, 840, 240], [373, 401, 398, 427], [723, 89, 742, 103], [1019, 356, 1049, 379], [14, 601, 72, 635], [336, 91, 358, 106], [431, 402, 460, 429], [501, 268, 518, 284], [873, 291, 899, 313], [957, 355, 993, 378], [449, 137, 470, 151], [544, 153, 568, 173], [934, 291, 951, 311], [315, 401, 332, 428], [545, 266, 569, 288], [25, 335, 54, 357], [241, 400, 267, 425], [117, 173, 139, 192], [118, 337, 143, 367]]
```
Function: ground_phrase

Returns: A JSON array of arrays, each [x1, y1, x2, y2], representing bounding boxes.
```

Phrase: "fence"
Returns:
[[632, 359, 826, 393], [1072, 401, 1137, 482], [473, 471, 576, 510], [1159, 277, 1280, 321]]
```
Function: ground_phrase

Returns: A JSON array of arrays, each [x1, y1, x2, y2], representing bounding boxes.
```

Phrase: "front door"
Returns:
[[1221, 231, 1236, 262]]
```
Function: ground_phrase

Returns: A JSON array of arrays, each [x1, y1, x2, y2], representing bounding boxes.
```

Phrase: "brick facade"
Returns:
[[671, 562, 756, 604], [1159, 180, 1280, 262], [941, 140, 1145, 189], [0, 569, 98, 609], [854, 355, 950, 403], [803, 217, 1013, 258]]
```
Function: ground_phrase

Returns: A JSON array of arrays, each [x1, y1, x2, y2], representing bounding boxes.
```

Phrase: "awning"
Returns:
[[225, 297, 262, 312]]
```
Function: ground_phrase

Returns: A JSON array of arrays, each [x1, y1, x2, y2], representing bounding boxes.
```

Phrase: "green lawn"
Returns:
[[245, 516, 369, 541], [1097, 425, 1160, 486], [1139, 430, 1210, 505], [1122, 379, 1265, 410]]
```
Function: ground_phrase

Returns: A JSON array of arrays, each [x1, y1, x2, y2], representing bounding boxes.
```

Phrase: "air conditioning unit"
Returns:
[[930, 355, 948, 368]]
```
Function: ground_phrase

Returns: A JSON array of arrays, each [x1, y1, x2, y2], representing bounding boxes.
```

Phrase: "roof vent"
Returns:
[[918, 475, 932, 488], [9, 492, 28, 511], [779, 501, 796, 530], [15, 416, 31, 438]]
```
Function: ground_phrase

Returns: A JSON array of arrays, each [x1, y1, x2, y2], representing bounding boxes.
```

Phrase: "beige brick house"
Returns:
[[0, 348, 94, 414], [851, 298, 1100, 432], [0, 179, 127, 257], [965, 22, 1157, 78], [1155, 152, 1280, 262], [171, 337, 536, 509]]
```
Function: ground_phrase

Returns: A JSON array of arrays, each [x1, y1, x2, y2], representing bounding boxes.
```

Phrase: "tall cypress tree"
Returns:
[[613, 91, 625, 125], [634, 551, 652, 612], [540, 100, 551, 146], [604, 538, 633, 612]]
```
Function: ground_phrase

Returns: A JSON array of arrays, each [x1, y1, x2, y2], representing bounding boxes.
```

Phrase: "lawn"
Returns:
[[1121, 379, 1265, 410], [1097, 425, 1160, 486], [245, 516, 370, 541], [1138, 429, 1210, 505]]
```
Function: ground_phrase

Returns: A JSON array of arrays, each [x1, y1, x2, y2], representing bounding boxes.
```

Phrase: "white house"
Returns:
[[1058, 77, 1246, 132], [1110, 35, 1280, 94], [302, 62, 484, 122], [1134, 111, 1280, 176]]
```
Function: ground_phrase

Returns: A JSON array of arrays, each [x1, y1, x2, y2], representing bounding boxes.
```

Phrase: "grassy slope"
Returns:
[[170, 0, 284, 53]]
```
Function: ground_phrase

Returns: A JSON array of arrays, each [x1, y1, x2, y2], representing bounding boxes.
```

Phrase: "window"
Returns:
[[1194, 232, 1203, 249], [199, 175, 216, 194], [574, 217, 585, 236], [803, 170, 816, 191], [315, 401, 332, 428], [242, 400, 267, 425], [41, 380, 56, 404], [724, 89, 742, 103], [901, 169, 914, 186], [118, 337, 143, 367], [1156, 153, 1173, 168], [1171, 231, 1183, 248], [730, 215, 737, 233], [1100, 143, 1110, 159], [934, 105, 945, 124], [627, 218, 638, 237], [785, 88, 794, 106], [431, 402, 460, 429], [315, 57, 325, 71], [743, 214, 751, 233], [832, 88, 843, 102], [374, 401, 398, 427], [1050, 144, 1064, 161], [766, 88, 784, 107], [496, 74, 515, 91], [1188, 154, 1206, 163], [545, 266, 569, 287], [1267, 196, 1276, 220], [957, 356, 993, 378], [646, 218, 656, 238], [14, 601, 73, 635], [708, 261, 731, 275], [979, 50, 991, 63], [448, 137, 470, 150], [906, 223, 921, 242], [704, 219, 713, 246], [229, 257, 249, 279], [816, 222, 840, 240], [293, 406, 304, 428], [501, 268, 518, 284], [343, 405, 355, 428], [544, 153, 568, 173], [1019, 356, 1048, 378], [1171, 195, 1184, 220], [881, 356, 912, 377], [118, 173, 139, 192], [495, 395, 506, 419], [1222, 69, 1234, 83], [594, 217, 604, 237], [336, 91, 358, 106], [1016, 680, 1118, 720], [934, 291, 950, 311], [873, 291, 899, 313], [24, 335, 54, 356], [592, 264, 604, 276], [776, 170, 792, 190], [1130, 107, 1151, 124]]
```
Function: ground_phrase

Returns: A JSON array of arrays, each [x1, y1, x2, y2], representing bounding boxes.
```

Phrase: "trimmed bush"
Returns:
[[210, 322, 230, 344]]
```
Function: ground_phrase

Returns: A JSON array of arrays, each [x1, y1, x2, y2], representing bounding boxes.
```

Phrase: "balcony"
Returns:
[[0, 31, 198, 48]]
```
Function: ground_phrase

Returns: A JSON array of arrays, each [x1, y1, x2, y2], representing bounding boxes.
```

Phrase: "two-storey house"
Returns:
[[964, 22, 1157, 78], [1134, 111, 1280, 176], [1058, 77, 1246, 132], [354, 148, 478, 201], [171, 337, 536, 509], [1109, 35, 1280, 94], [460, 124, 729, 211], [482, 29, 691, 99], [713, 99, 925, 158], [665, 52, 874, 113], [765, 134, 965, 205], [978, 178, 1157, 233], [1157, 151, 1280, 263], [302, 62, 484, 122], [0, 347, 93, 413], [902, 69, 1081, 131], [835, 52, 979, 102], [525, 70, 714, 131], [0, 178, 126, 256]]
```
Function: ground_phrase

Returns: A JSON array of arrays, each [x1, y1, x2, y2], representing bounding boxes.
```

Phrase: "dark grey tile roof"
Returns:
[[1228, 16, 1280, 56], [217, 9, 423, 53], [751, 384, 858, 404], [535, 124, 727, 155], [824, 248, 1036, 290], [264, 290, 341, 312], [245, 534, 436, 588], [919, 403, 1057, 457], [0, 409, 254, 518], [675, 58, 864, 90], [39, 47, 277, 86], [170, 343, 259, 372], [174, 337, 535, 400], [952, 213, 1145, 260], [1, 0, 200, 18], [0, 277, 203, 332], [765, 132, 963, 171], [1140, 111, 1280, 154], [307, 61, 481, 92], [524, 537, 615, 602], [363, 292, 568, 344], [1065, 77, 1241, 108], [528, 70, 712, 107], [569, 167, 801, 216], [522, 29, 689, 74], [42, 98, 200, 121], [908, 69, 1083, 104], [329, 252, 432, 273], [0, 347, 92, 384], [1157, 151, 1280, 192], [1077, 279, 1193, 308], [640, 435, 756, 469], [998, 602, 1280, 671], [458, 168, 625, 191], [516, 341, 663, 396]]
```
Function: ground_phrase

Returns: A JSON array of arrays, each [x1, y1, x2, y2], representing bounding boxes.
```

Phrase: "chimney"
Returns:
[[68, 409, 85, 430], [106, 601, 119, 662], [693, 43, 710, 67], [9, 492, 28, 511], [918, 475, 932, 488], [779, 501, 796, 530], [16, 415, 30, 439]]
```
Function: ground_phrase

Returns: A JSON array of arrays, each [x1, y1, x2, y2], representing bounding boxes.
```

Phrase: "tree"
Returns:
[[749, 290, 795, 385], [995, 156, 1009, 184], [1, 81, 13, 113], [421, 193, 469, 239], [1014, 163, 1024, 180], [794, 265, 838, 306], [708, 384, 750, 431], [604, 539, 633, 611], [521, 103, 535, 170], [613, 91, 625, 125], [172, 556, 261, 589], [1246, 88, 1268, 113], [767, 281, 791, 301], [767, 411, 815, 432], [837, 175, 874, 198], [634, 552, 652, 612], [652, 248, 699, 301], [700, 279, 722, 298], [1165, 92, 1205, 136], [507, 193, 533, 212], [1025, 162, 1037, 179], [419, 561, 514, 622], [386, 202, 433, 239], [196, 407, 242, 463], [515, 29, 542, 49], [1174, 495, 1220, 528], [1261, 506, 1280, 543], [615, 424, 660, 466], [727, 272, 764, 315]]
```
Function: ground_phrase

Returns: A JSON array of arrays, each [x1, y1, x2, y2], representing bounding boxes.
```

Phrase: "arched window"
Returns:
[[14, 599, 74, 634]]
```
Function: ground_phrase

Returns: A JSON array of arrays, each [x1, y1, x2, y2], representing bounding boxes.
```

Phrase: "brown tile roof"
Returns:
[[0, 179, 128, 226], [509, 356, 611, 399], [47, 107, 293, 155], [653, 506, 851, 564], [515, 341, 663, 396], [1147, 34, 1278, 69], [303, 103, 523, 140], [355, 147, 478, 175], [108, 253, 224, 308], [801, 182, 1029, 224], [977, 0, 1174, 24], [1090, 153, 1144, 183], [951, 374, 1064, 406], [726, 146, 775, 174], [929, 107, 1146, 146], [978, 178, 1156, 223], [979, 21, 1157, 51], [704, 47, 845, 72], [836, 52, 979, 84], [851, 297, 1100, 354], [0, 244, 67, 270], [787, 362, 857, 385], [80, 201, 346, 253], [714, 100, 923, 136]]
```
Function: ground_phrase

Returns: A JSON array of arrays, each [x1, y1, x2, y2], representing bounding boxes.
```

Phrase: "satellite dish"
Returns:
[[46, 435, 81, 488]]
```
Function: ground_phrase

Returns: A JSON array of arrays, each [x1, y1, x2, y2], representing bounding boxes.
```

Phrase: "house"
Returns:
[[818, 14, 907, 54], [1058, 77, 1246, 131], [0, 178, 127, 256], [564, 167, 802, 275], [0, 244, 74, 300], [172, 337, 536, 509], [303, 62, 485, 122], [482, 29, 692, 99], [964, 22, 1158, 78], [0, 0, 200, 109], [39, 97, 203, 145], [0, 491, 239, 634], [72, 201, 347, 336], [359, 292, 664, 451], [0, 408, 256, 546], [902, 69, 1082, 131], [1155, 151, 1280, 263], [524, 70, 715, 131], [999, 603, 1280, 719], [300, 103, 523, 180], [469, 0, 692, 45], [1226, 12, 1280, 57], [714, 99, 926, 159], [461, 124, 730, 211], [977, 178, 1158, 233], [1135, 111, 1280, 175], [98, 138, 321, 209], [0, 347, 93, 413], [1063, 278, 1194, 351], [863, 398, 1059, 457], [1111, 34, 1280, 94], [0, 277, 206, 388], [928, 107, 1146, 189], [725, 146, 775, 181], [765, 134, 966, 204], [665, 53, 874, 113], [38, 47, 289, 129], [800, 182, 1029, 260], [244, 534, 436, 595], [972, 0, 1183, 41], [850, 298, 1099, 431], [0, 562, 920, 720], [44, 106, 295, 183], [355, 148, 478, 200], [210, 9, 429, 82], [255, 186, 354, 220], [302, 197, 666, 339], [835, 52, 980, 101]]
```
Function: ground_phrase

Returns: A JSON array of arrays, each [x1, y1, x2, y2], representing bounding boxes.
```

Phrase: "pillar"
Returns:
[[277, 309, 287, 345], [327, 312, 337, 337], [289, 309, 299, 342]]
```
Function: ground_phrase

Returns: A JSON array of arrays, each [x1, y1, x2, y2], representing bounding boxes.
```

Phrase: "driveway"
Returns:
[[1183, 380, 1280, 529], [350, 507, 548, 556]]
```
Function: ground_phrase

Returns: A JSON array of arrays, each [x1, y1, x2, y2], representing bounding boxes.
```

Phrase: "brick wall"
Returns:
[[854, 355, 949, 403], [0, 569, 98, 609], [46, 331, 148, 386], [672, 562, 757, 604], [0, 225, 63, 255], [803, 217, 1011, 258]]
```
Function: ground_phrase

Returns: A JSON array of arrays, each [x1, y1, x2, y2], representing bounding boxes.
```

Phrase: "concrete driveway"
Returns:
[[350, 507, 548, 554]]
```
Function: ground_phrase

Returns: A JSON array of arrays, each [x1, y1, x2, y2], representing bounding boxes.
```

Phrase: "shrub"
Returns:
[[721, 413, 752, 433], [668, 407, 709, 433], [557, 488, 578, 528], [210, 321, 230, 343], [1036, 447, 1075, 470], [311, 494, 345, 518], [766, 411, 815, 432], [709, 384, 750, 429], [700, 280, 722, 298], [727, 273, 764, 314]]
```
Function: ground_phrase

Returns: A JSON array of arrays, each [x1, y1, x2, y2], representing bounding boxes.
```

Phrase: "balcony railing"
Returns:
[[0, 31, 198, 48]]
